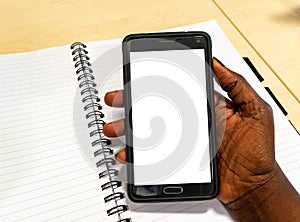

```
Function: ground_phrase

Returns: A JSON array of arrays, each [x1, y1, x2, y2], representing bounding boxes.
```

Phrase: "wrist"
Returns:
[[224, 163, 300, 222], [224, 163, 281, 221]]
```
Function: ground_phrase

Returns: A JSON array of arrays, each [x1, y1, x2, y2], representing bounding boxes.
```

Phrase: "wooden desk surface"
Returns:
[[0, 0, 299, 130], [214, 0, 300, 105]]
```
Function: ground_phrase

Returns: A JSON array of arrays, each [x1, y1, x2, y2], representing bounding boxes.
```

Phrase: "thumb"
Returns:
[[212, 58, 266, 112]]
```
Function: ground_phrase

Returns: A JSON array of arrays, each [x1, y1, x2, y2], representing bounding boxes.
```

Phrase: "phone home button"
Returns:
[[163, 186, 183, 195]]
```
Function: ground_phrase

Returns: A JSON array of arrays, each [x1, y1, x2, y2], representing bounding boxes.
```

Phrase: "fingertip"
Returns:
[[104, 92, 110, 105], [213, 57, 225, 67], [213, 58, 230, 77], [104, 91, 115, 106], [115, 148, 126, 164], [212, 58, 238, 93], [104, 90, 124, 107], [103, 119, 125, 137], [103, 122, 115, 137]]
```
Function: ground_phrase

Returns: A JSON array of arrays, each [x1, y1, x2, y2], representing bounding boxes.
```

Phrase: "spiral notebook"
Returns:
[[70, 41, 130, 221], [0, 20, 299, 222]]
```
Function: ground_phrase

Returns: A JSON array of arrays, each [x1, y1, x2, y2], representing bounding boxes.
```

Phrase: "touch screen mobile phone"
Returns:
[[122, 32, 218, 202]]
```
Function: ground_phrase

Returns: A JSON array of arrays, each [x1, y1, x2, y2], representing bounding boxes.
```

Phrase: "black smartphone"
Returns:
[[122, 32, 218, 202]]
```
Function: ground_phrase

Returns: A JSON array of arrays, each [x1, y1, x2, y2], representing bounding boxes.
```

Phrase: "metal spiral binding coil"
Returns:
[[94, 147, 113, 157], [101, 181, 122, 191], [104, 192, 125, 203], [71, 42, 130, 222], [99, 169, 119, 179]]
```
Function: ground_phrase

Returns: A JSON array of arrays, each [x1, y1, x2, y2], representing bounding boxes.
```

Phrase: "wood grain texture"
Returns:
[[0, 0, 220, 53], [0, 0, 299, 130], [213, 0, 300, 106]]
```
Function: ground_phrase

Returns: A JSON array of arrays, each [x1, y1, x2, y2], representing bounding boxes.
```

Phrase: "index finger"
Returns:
[[104, 90, 124, 107]]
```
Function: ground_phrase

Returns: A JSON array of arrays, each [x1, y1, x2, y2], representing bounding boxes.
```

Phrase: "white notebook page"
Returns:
[[0, 20, 299, 222]]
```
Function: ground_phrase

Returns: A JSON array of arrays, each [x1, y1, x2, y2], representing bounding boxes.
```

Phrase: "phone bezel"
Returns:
[[122, 32, 218, 202]]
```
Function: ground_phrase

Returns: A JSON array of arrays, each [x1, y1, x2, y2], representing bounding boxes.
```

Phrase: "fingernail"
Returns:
[[115, 149, 126, 163], [214, 57, 225, 67]]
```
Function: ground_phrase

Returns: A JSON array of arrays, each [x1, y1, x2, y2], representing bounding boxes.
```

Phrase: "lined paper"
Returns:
[[0, 21, 299, 222], [0, 46, 107, 221]]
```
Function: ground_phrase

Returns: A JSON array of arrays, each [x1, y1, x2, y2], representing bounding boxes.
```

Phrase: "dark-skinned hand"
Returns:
[[102, 59, 300, 222]]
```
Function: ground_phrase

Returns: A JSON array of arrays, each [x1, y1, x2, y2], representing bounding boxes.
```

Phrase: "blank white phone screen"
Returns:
[[130, 49, 211, 185]]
